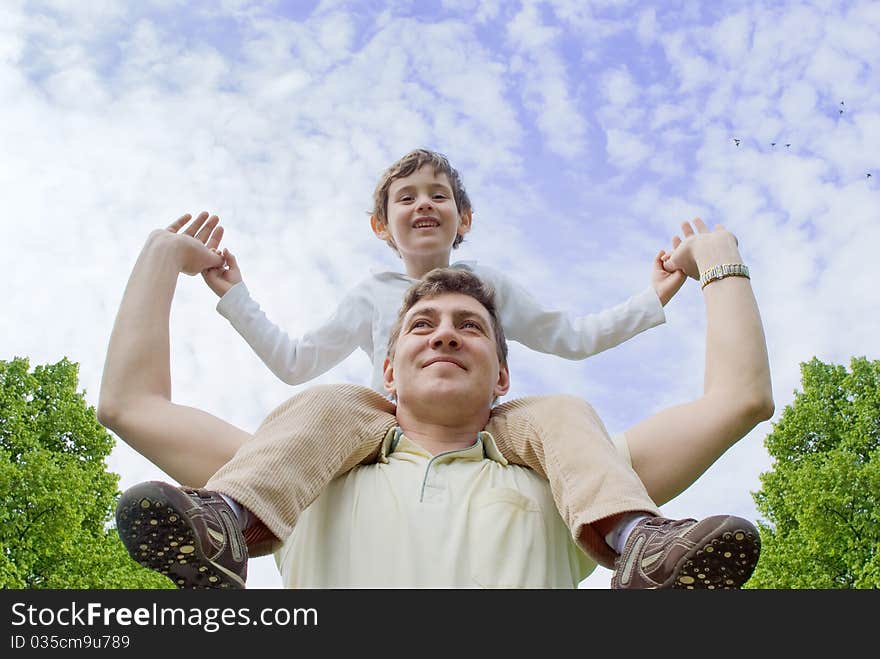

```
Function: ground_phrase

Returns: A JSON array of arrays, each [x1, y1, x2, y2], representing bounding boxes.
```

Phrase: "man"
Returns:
[[99, 214, 773, 589]]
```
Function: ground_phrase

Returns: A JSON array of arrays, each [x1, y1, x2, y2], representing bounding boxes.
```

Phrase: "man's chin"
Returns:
[[403, 381, 492, 409]]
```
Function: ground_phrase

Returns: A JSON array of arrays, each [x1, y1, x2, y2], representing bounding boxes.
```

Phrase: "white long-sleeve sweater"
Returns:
[[216, 261, 666, 394]]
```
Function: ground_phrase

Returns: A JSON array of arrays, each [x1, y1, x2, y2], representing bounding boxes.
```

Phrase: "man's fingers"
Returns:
[[194, 214, 219, 243], [680, 221, 695, 237], [671, 235, 682, 249], [167, 214, 192, 233], [184, 211, 210, 237], [206, 225, 224, 250], [693, 217, 708, 233]]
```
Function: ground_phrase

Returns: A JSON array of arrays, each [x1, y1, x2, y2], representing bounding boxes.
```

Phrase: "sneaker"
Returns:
[[610, 515, 760, 589], [115, 481, 247, 589]]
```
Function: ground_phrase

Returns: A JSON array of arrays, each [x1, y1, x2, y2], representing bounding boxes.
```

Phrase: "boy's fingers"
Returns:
[[681, 221, 695, 237], [693, 217, 708, 232], [671, 235, 682, 248]]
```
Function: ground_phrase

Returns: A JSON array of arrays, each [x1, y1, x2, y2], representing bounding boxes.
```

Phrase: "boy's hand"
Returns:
[[652, 248, 686, 306], [202, 248, 243, 297]]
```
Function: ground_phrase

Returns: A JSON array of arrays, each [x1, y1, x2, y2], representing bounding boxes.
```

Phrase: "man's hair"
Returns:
[[371, 148, 472, 251], [387, 267, 507, 364]]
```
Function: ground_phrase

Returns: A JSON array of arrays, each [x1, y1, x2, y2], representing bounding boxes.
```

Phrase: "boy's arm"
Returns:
[[201, 235, 369, 385], [482, 264, 667, 360], [623, 220, 774, 506], [215, 279, 372, 385], [97, 214, 253, 487]]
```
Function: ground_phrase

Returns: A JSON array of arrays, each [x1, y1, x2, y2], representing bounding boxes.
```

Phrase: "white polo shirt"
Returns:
[[275, 428, 599, 588]]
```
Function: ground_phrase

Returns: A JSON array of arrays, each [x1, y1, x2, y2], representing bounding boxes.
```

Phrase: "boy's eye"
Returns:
[[462, 321, 481, 330], [433, 194, 448, 200]]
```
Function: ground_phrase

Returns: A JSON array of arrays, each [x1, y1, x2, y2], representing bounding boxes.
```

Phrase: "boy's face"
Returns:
[[371, 165, 471, 268]]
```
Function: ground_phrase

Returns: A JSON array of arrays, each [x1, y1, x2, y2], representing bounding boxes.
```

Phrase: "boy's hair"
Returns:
[[371, 148, 472, 251], [386, 267, 508, 365]]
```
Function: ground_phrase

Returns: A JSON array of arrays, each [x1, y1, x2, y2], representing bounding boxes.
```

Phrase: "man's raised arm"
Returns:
[[98, 213, 250, 487], [625, 219, 774, 506]]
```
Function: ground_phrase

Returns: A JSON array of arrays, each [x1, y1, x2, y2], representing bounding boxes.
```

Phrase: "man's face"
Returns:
[[383, 292, 509, 413], [372, 164, 471, 261]]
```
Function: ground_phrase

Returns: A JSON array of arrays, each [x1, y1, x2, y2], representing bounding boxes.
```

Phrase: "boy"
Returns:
[[120, 150, 687, 587]]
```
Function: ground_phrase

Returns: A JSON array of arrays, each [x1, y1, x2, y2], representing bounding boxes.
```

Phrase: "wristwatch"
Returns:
[[700, 263, 750, 289]]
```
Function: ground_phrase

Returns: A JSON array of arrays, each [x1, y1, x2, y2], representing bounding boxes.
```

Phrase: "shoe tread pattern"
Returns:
[[116, 487, 244, 590]]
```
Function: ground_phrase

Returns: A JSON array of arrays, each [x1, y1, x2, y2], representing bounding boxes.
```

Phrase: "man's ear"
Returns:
[[382, 356, 396, 398], [493, 362, 510, 398], [457, 209, 472, 237], [370, 215, 391, 241]]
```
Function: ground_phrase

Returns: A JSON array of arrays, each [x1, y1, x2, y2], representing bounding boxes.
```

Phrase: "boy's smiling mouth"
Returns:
[[413, 218, 440, 229]]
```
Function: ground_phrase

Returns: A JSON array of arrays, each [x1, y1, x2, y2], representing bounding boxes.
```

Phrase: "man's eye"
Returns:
[[462, 321, 481, 330], [411, 320, 430, 329]]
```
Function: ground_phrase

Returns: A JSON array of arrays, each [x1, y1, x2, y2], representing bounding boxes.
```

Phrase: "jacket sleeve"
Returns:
[[488, 268, 666, 360], [215, 281, 372, 385]]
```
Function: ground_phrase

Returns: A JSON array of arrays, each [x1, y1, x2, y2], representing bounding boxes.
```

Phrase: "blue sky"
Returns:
[[2, 0, 878, 588]]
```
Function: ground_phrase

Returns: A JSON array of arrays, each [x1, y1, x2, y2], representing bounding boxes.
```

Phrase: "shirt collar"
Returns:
[[379, 426, 508, 466]]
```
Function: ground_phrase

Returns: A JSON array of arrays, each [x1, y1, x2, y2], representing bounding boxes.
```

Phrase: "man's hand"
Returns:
[[651, 249, 686, 306], [202, 248, 243, 298], [152, 212, 226, 276], [662, 218, 741, 280]]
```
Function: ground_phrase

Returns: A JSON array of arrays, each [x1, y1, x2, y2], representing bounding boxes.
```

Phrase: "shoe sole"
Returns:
[[116, 482, 245, 590], [670, 522, 761, 589]]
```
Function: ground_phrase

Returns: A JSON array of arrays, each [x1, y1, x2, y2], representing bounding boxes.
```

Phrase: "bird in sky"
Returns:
[[840, 100, 845, 115], [869, 173, 873, 179], [785, 143, 791, 148], [733, 138, 741, 147], [771, 142, 777, 147]]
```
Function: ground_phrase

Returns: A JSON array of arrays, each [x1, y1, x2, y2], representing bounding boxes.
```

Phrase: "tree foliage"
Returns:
[[748, 357, 880, 588], [0, 357, 171, 588]]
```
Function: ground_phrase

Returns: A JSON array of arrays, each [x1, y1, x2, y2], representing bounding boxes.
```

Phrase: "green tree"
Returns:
[[0, 357, 171, 588], [748, 357, 880, 588]]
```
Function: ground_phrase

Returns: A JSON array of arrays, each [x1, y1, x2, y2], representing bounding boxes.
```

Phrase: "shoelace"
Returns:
[[643, 517, 697, 531]]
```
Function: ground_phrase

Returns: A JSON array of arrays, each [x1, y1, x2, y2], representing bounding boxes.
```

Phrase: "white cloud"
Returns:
[[440, 0, 502, 23], [712, 10, 752, 66], [506, 1, 589, 158], [602, 66, 638, 107], [635, 7, 657, 45], [605, 127, 650, 170]]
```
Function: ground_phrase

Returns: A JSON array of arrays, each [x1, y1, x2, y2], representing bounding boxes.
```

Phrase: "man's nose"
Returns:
[[430, 325, 460, 349]]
